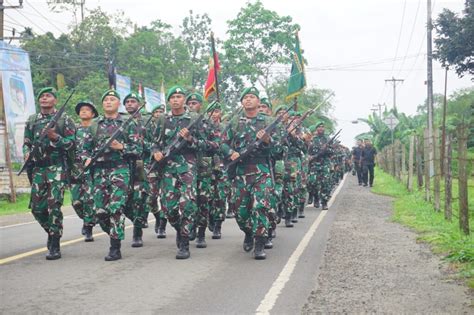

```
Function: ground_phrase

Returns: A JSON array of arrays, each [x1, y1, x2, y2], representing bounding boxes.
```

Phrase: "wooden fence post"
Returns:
[[416, 135, 423, 190], [434, 129, 441, 211], [395, 140, 401, 181], [408, 135, 414, 192], [424, 128, 431, 202], [457, 124, 469, 235], [402, 141, 407, 183], [444, 134, 452, 221]]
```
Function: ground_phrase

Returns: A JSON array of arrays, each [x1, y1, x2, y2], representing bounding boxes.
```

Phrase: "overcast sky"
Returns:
[[3, 0, 472, 146]]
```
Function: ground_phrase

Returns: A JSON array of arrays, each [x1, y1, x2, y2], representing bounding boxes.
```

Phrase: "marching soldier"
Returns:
[[185, 92, 220, 248], [222, 87, 280, 260], [151, 86, 218, 259], [71, 100, 99, 242], [81, 89, 142, 261], [147, 104, 168, 238], [122, 92, 149, 247], [361, 139, 377, 187], [308, 121, 333, 210], [23, 87, 76, 260]]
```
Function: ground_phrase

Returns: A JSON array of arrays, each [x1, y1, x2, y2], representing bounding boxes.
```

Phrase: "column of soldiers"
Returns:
[[23, 86, 351, 262]]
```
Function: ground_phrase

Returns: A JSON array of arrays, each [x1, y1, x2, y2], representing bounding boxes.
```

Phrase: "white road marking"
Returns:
[[255, 174, 347, 314], [0, 214, 78, 230]]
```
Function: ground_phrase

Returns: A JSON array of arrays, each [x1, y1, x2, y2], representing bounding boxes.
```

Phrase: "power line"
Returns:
[[4, 4, 48, 34], [396, 0, 422, 78], [390, 0, 408, 75], [25, 1, 65, 34]]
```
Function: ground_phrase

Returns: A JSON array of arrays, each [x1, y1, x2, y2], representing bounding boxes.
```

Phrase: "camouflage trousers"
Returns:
[[196, 174, 212, 228], [308, 162, 331, 203], [71, 173, 95, 226], [231, 172, 275, 237], [30, 165, 66, 237], [160, 170, 197, 238], [93, 165, 130, 240], [210, 170, 230, 222], [147, 172, 165, 219], [124, 179, 149, 228], [283, 157, 303, 215]]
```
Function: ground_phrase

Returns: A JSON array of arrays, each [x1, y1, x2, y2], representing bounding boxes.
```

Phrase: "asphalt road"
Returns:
[[0, 177, 345, 314]]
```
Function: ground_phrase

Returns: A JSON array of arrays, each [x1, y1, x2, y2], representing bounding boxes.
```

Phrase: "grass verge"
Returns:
[[371, 169, 474, 288], [0, 191, 71, 216]]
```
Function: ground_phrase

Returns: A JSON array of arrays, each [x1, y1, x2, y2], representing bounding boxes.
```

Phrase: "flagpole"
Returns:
[[210, 32, 220, 102]]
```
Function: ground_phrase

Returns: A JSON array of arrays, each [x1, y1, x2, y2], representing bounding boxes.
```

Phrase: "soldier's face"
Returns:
[[211, 109, 221, 122], [169, 94, 185, 111], [79, 106, 94, 120], [39, 93, 57, 109], [258, 104, 271, 115], [276, 110, 288, 121], [317, 125, 325, 134], [187, 100, 202, 113], [242, 94, 259, 110], [152, 109, 164, 118], [102, 96, 120, 114], [125, 98, 140, 113]]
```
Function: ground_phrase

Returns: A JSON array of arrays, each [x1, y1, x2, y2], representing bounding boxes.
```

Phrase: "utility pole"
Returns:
[[1, 0, 23, 203], [372, 103, 384, 118], [427, 0, 435, 178], [385, 77, 404, 110]]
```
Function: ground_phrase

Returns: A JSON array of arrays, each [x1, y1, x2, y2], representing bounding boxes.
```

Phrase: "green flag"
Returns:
[[286, 33, 306, 102]]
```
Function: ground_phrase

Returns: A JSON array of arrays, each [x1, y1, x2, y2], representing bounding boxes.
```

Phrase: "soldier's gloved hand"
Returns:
[[179, 128, 193, 142], [47, 128, 59, 142], [256, 130, 270, 144], [24, 152, 30, 161], [303, 133, 312, 142], [230, 152, 240, 161], [154, 152, 164, 162], [110, 140, 124, 151]]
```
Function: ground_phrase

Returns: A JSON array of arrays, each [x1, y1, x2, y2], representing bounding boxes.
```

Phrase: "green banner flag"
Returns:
[[286, 33, 306, 102]]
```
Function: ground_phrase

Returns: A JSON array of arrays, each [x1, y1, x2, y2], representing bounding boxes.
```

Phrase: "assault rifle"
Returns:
[[18, 90, 76, 177], [308, 129, 342, 163], [146, 111, 207, 174], [79, 103, 146, 176], [225, 105, 292, 172]]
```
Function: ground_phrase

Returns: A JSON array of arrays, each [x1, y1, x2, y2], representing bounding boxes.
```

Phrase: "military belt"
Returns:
[[33, 159, 62, 168]]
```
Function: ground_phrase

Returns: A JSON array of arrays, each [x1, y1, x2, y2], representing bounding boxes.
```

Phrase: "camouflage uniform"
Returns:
[[71, 125, 95, 228], [308, 133, 333, 207], [151, 111, 217, 243], [23, 112, 76, 238], [81, 114, 142, 241], [222, 113, 279, 240]]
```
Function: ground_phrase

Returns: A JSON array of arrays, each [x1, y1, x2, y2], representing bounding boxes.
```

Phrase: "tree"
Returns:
[[223, 0, 300, 103], [180, 10, 213, 90], [434, 0, 474, 78]]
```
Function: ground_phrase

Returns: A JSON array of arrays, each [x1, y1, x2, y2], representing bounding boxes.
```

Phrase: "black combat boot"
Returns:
[[264, 230, 273, 249], [46, 236, 61, 260], [291, 211, 298, 223], [131, 227, 143, 248], [271, 228, 276, 239], [307, 193, 313, 205], [243, 232, 254, 252], [84, 225, 94, 242], [195, 227, 207, 248], [176, 237, 190, 259], [285, 213, 294, 227], [254, 237, 267, 260], [321, 201, 328, 210], [46, 234, 52, 250], [153, 213, 160, 233], [189, 226, 197, 241], [105, 238, 122, 261], [314, 199, 320, 208], [212, 220, 222, 239], [157, 218, 167, 239], [226, 208, 234, 219], [298, 204, 305, 218], [143, 218, 149, 229], [208, 217, 215, 233], [175, 227, 182, 248]]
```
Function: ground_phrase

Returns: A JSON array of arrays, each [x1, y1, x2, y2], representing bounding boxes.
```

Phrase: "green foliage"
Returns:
[[0, 192, 71, 216], [434, 0, 474, 77], [223, 0, 300, 104], [371, 168, 474, 286]]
